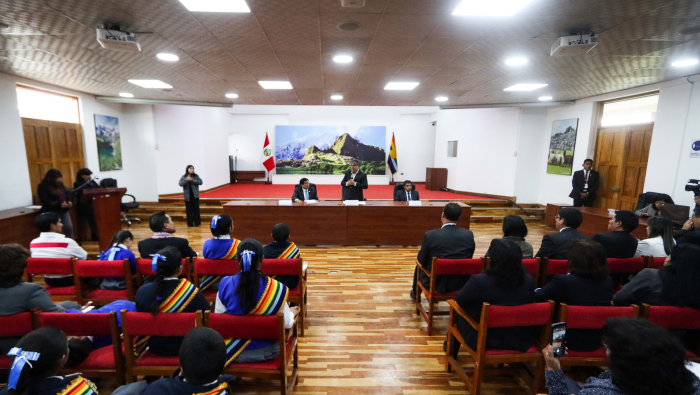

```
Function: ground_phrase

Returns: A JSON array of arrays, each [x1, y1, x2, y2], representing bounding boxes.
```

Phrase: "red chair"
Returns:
[[120, 310, 204, 383], [445, 300, 554, 395], [75, 259, 137, 304], [607, 257, 645, 276], [641, 304, 700, 362], [556, 303, 639, 367], [646, 256, 666, 269], [205, 311, 299, 395], [522, 258, 542, 288], [0, 313, 35, 373], [416, 257, 485, 336], [32, 311, 125, 384], [192, 258, 239, 301], [137, 258, 192, 282], [262, 258, 307, 337], [25, 257, 78, 301], [540, 258, 568, 287]]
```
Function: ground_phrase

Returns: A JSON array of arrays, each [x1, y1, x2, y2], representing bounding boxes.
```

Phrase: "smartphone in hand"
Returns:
[[551, 322, 567, 357]]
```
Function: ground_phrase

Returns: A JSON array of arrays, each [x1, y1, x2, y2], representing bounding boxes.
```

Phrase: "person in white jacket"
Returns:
[[635, 216, 675, 257], [29, 212, 87, 287]]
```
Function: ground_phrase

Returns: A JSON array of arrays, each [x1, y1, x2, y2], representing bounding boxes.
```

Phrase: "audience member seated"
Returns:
[[410, 202, 475, 300], [0, 244, 81, 354], [446, 239, 534, 356], [98, 230, 137, 290], [676, 207, 700, 246], [535, 239, 613, 351], [113, 328, 236, 395], [543, 317, 700, 395], [292, 177, 319, 202], [485, 215, 533, 259], [0, 327, 100, 395], [635, 216, 675, 257], [614, 244, 700, 308], [201, 214, 241, 291], [536, 207, 589, 260], [137, 211, 197, 259], [135, 246, 210, 356], [394, 180, 420, 201], [592, 210, 639, 258], [215, 239, 299, 364], [263, 223, 301, 289], [30, 212, 87, 288], [635, 193, 674, 218]]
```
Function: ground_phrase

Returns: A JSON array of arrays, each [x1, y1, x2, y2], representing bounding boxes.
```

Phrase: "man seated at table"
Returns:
[[138, 211, 197, 259], [340, 160, 368, 201], [395, 180, 420, 201], [263, 223, 301, 289], [535, 207, 589, 260], [30, 212, 88, 287], [292, 178, 319, 202], [592, 210, 639, 258], [410, 202, 475, 300]]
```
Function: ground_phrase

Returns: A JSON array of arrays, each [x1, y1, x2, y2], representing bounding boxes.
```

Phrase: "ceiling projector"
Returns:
[[551, 33, 598, 57], [96, 28, 141, 52]]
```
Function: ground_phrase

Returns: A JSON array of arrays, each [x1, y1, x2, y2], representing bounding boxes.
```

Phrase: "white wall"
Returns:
[[513, 107, 549, 203], [0, 74, 33, 210]]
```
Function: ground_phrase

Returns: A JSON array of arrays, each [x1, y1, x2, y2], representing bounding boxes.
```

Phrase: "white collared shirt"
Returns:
[[559, 227, 569, 232], [215, 235, 231, 239], [442, 223, 457, 228], [346, 172, 359, 186], [152, 232, 173, 239]]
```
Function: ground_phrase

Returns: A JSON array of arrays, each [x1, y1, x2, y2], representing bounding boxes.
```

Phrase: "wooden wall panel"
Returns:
[[594, 127, 627, 209]]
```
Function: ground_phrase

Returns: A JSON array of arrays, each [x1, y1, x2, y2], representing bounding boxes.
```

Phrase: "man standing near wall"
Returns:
[[569, 159, 599, 207]]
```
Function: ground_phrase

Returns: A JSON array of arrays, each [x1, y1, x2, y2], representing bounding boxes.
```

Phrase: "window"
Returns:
[[447, 141, 458, 157], [16, 86, 80, 123], [601, 94, 658, 127]]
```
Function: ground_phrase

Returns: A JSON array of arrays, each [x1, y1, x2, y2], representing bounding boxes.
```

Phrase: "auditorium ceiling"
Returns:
[[1, 0, 699, 106]]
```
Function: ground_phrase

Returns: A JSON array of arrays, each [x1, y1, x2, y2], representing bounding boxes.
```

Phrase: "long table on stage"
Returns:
[[545, 204, 647, 239], [223, 201, 471, 245]]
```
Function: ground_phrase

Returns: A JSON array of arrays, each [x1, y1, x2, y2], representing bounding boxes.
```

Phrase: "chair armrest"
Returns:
[[447, 299, 479, 330], [123, 194, 137, 202], [416, 261, 431, 277], [302, 261, 308, 273]]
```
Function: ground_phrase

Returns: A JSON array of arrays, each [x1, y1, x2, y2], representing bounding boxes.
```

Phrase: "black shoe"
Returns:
[[410, 290, 416, 300]]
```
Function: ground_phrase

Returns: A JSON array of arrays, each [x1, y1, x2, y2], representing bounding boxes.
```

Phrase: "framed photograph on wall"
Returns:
[[94, 114, 122, 171], [546, 118, 578, 176]]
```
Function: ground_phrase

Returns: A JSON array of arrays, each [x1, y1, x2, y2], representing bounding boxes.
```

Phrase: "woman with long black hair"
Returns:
[[635, 215, 675, 257], [37, 169, 73, 238], [178, 165, 202, 227], [73, 168, 100, 241]]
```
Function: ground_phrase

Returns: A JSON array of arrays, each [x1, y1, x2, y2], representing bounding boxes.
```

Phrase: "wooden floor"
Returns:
[[81, 220, 554, 395]]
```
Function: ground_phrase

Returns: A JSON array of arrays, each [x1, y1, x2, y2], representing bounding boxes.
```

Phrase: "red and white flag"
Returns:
[[262, 132, 275, 171]]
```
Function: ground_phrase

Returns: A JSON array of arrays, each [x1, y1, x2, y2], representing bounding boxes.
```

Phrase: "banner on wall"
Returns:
[[546, 118, 578, 176], [94, 114, 122, 171]]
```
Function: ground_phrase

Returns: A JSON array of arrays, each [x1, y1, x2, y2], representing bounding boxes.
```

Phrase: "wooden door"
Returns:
[[619, 123, 653, 211], [594, 127, 627, 209]]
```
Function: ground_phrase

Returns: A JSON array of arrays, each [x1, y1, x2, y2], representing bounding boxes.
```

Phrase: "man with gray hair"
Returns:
[[340, 159, 368, 201]]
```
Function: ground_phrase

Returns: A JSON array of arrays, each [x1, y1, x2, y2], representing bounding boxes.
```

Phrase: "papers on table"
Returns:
[[305, 200, 318, 204], [279, 200, 293, 206], [343, 200, 360, 205], [408, 201, 422, 206]]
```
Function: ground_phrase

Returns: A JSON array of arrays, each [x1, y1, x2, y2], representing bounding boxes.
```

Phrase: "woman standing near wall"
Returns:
[[179, 165, 202, 227], [37, 169, 74, 238]]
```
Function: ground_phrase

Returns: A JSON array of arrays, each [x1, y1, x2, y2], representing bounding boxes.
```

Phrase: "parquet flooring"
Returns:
[[80, 220, 554, 395]]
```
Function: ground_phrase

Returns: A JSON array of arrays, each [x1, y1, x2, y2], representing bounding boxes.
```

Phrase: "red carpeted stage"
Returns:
[[184, 183, 495, 200]]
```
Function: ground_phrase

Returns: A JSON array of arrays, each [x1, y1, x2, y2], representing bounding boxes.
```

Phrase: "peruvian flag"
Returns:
[[261, 132, 275, 171]]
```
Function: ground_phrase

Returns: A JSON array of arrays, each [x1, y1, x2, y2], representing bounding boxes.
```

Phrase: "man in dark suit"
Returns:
[[675, 206, 700, 245], [292, 178, 319, 202], [410, 202, 476, 300], [340, 160, 368, 201], [138, 211, 197, 259], [592, 210, 639, 258], [569, 159, 600, 207], [535, 207, 590, 259], [395, 180, 420, 201]]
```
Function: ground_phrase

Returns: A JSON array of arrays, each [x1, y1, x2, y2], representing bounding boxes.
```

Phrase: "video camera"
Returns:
[[687, 179, 700, 195]]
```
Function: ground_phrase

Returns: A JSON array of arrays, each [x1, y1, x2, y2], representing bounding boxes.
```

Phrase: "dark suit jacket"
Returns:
[[592, 232, 639, 258], [535, 228, 590, 260], [340, 170, 368, 201], [674, 229, 700, 245], [138, 236, 197, 259], [417, 224, 475, 293], [569, 169, 600, 200], [456, 273, 536, 352], [395, 190, 420, 201], [535, 274, 614, 351], [292, 184, 318, 201]]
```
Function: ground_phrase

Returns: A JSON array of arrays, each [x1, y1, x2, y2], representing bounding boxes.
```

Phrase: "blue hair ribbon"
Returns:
[[152, 254, 166, 271], [7, 348, 40, 390], [108, 246, 120, 261], [210, 215, 220, 230], [240, 250, 255, 272]]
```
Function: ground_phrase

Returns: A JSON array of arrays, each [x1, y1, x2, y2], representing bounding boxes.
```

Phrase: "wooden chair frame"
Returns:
[[74, 259, 137, 305], [643, 256, 664, 269], [640, 303, 700, 362], [204, 311, 299, 395], [415, 257, 485, 336], [25, 257, 79, 302], [191, 258, 239, 302], [32, 310, 126, 384], [445, 300, 554, 395]]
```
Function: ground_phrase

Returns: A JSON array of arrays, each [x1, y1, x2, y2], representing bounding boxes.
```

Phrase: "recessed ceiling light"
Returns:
[[538, 96, 553, 101], [178, 0, 250, 12], [333, 55, 353, 63], [330, 94, 343, 100], [504, 83, 548, 91], [119, 92, 134, 98], [435, 96, 448, 102], [384, 82, 420, 90], [157, 53, 179, 62], [225, 93, 239, 99], [128, 79, 173, 89], [258, 81, 293, 90], [505, 57, 528, 66], [452, 0, 533, 16], [671, 59, 699, 67]]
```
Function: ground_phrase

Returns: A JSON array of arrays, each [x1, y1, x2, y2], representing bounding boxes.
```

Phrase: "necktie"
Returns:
[[304, 189, 309, 201], [407, 192, 411, 201], [585, 171, 589, 182]]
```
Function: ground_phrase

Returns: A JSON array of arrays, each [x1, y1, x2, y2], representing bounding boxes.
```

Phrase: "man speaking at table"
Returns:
[[340, 160, 368, 201]]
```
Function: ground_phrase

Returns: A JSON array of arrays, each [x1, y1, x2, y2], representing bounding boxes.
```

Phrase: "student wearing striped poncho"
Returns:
[[201, 214, 241, 292], [263, 223, 301, 289]]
